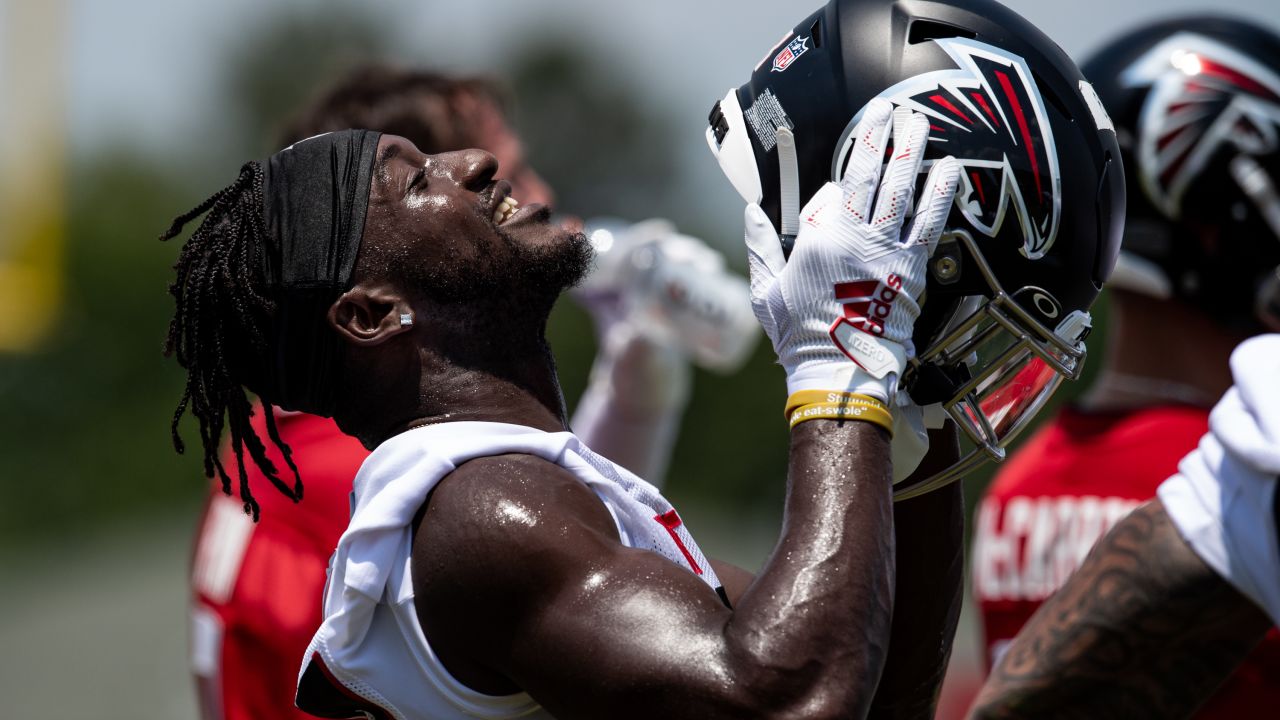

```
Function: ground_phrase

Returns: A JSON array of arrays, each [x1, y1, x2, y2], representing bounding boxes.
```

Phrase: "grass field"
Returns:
[[0, 514, 198, 719]]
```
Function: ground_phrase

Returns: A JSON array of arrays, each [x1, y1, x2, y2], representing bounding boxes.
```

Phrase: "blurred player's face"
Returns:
[[360, 134, 590, 312], [470, 100, 555, 209]]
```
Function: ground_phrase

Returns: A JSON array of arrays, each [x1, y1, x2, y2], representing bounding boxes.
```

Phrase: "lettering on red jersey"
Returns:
[[192, 494, 256, 604], [972, 494, 1141, 602]]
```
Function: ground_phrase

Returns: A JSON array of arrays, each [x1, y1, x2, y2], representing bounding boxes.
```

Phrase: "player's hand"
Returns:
[[574, 219, 758, 373], [744, 99, 959, 402]]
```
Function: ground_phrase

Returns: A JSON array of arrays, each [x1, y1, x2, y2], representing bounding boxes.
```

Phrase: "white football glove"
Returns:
[[744, 99, 960, 403]]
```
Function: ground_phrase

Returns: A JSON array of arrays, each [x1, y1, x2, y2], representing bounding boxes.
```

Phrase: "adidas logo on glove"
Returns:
[[833, 274, 902, 337], [829, 273, 905, 380]]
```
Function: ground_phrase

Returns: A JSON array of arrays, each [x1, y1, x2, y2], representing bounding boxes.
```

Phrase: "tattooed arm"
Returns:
[[969, 500, 1270, 720]]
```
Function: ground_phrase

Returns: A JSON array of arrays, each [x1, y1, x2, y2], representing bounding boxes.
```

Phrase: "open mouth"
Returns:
[[481, 180, 520, 226], [493, 194, 520, 225]]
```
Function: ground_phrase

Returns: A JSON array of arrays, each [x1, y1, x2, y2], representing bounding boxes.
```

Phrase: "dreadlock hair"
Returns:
[[161, 161, 302, 521]]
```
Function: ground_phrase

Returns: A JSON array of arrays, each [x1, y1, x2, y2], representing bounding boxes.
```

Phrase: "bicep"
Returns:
[[971, 500, 1270, 719], [503, 540, 742, 720], [414, 465, 747, 720]]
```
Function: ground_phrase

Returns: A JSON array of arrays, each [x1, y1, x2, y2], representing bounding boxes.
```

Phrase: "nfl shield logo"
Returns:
[[772, 36, 809, 73]]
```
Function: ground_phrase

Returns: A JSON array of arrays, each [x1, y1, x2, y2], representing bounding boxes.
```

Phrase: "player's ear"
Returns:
[[327, 284, 415, 347]]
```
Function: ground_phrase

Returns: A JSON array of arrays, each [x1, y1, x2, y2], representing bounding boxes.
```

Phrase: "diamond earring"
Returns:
[[399, 312, 414, 328]]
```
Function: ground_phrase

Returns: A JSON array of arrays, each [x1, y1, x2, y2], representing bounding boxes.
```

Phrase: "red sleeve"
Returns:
[[190, 410, 368, 720]]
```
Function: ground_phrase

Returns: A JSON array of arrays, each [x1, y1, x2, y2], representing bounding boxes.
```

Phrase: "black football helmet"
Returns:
[[706, 0, 1125, 498], [1081, 16, 1280, 333]]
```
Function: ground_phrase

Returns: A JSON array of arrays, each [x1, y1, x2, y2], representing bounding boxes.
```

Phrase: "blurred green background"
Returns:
[[0, 0, 1272, 717], [1, 0, 1126, 553], [0, 4, 794, 549]]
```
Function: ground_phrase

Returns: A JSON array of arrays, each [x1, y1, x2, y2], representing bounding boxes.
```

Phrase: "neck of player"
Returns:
[[335, 332, 570, 449], [1077, 290, 1245, 412]]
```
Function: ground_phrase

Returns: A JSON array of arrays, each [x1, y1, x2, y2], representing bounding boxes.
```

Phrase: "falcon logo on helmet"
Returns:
[[1120, 33, 1280, 219], [706, 0, 1126, 501], [834, 38, 1062, 260]]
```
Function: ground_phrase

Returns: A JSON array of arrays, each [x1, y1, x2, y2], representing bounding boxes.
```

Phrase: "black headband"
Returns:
[[261, 129, 382, 416]]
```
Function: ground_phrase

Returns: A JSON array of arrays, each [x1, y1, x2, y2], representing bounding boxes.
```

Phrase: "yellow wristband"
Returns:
[[784, 390, 889, 420], [788, 401, 894, 435]]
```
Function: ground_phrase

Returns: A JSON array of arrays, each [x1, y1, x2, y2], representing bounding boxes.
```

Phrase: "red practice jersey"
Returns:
[[972, 404, 1280, 717], [190, 409, 367, 720]]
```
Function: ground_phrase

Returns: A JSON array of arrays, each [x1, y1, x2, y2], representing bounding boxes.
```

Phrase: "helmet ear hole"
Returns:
[[809, 18, 824, 48], [907, 19, 976, 45]]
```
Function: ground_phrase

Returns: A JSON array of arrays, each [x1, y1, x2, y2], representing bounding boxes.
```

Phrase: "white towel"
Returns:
[[299, 421, 721, 719], [1159, 334, 1280, 624]]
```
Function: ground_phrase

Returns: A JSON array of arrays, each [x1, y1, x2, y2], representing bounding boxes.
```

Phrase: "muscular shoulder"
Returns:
[[410, 454, 623, 689], [423, 454, 618, 546], [412, 454, 620, 604]]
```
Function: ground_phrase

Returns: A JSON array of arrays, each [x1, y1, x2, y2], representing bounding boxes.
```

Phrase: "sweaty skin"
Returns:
[[329, 137, 581, 448], [414, 420, 894, 719], [326, 134, 926, 718], [969, 500, 1271, 719]]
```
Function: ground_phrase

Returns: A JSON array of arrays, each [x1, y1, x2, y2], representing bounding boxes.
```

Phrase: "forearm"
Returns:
[[725, 418, 895, 717], [571, 334, 690, 484], [970, 500, 1271, 719], [869, 429, 964, 719]]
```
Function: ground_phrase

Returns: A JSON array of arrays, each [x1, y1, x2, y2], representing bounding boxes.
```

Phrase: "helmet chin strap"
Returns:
[[1229, 154, 1280, 330], [776, 127, 801, 258]]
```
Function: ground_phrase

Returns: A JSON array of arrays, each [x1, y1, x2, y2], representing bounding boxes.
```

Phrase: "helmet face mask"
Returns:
[[898, 230, 1092, 499], [707, 0, 1124, 497]]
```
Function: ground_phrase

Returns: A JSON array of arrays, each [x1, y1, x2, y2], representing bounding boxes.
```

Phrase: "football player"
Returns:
[[971, 333, 1280, 719], [166, 0, 1122, 715], [971, 16, 1280, 718], [188, 65, 752, 720], [971, 15, 1280, 720]]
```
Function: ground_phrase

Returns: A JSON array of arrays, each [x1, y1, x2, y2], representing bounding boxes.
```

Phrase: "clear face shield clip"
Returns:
[[894, 229, 1092, 500]]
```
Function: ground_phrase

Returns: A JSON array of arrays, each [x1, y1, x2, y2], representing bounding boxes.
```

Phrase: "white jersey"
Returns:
[[296, 421, 723, 720], [1158, 334, 1280, 625]]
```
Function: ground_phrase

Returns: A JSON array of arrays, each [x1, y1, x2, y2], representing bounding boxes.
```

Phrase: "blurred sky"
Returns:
[[65, 0, 1280, 152], [56, 0, 1280, 242]]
